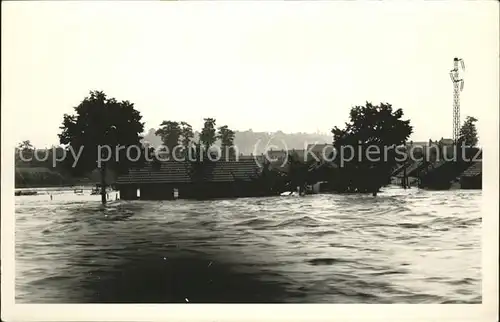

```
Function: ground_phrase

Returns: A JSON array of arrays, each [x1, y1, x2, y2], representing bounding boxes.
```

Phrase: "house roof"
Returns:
[[197, 160, 262, 182], [439, 138, 454, 145], [115, 162, 191, 184], [306, 144, 335, 160], [115, 159, 262, 185]]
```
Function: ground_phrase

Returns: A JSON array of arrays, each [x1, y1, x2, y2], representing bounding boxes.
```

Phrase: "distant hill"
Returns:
[[142, 128, 332, 155]]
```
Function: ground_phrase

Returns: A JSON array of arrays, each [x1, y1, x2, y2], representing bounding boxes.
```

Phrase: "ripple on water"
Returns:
[[15, 187, 481, 303]]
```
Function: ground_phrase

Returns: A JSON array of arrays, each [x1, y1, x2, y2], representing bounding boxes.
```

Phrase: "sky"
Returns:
[[2, 1, 499, 148]]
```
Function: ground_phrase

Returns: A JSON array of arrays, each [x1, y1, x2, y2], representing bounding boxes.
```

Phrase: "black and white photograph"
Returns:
[[1, 1, 498, 321]]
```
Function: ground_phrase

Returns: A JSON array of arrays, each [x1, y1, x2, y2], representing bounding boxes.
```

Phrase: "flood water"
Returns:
[[15, 186, 481, 303]]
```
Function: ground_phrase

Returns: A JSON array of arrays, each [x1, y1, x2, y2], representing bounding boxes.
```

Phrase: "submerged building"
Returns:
[[390, 148, 482, 190], [115, 159, 268, 200], [459, 160, 482, 189]]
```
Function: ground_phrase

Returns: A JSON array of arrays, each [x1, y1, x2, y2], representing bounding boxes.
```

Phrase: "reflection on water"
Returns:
[[15, 186, 481, 303]]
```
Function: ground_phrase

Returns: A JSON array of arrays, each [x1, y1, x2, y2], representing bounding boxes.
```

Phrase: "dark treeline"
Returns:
[[16, 143, 71, 187], [152, 118, 236, 159], [143, 128, 332, 155], [15, 142, 101, 188]]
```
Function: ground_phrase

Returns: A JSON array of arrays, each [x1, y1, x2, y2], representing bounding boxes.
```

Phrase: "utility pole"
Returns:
[[402, 141, 408, 189], [402, 163, 407, 189], [449, 58, 465, 143]]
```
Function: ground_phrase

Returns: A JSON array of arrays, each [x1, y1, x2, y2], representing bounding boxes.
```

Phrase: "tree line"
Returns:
[[152, 118, 236, 159], [142, 129, 333, 155]]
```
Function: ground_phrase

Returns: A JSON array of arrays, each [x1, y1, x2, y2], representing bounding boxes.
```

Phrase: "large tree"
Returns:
[[155, 121, 182, 158], [458, 116, 479, 147], [330, 102, 413, 194], [200, 118, 217, 153], [59, 90, 145, 204], [17, 140, 34, 163], [18, 140, 34, 151], [217, 125, 236, 159], [180, 122, 194, 153]]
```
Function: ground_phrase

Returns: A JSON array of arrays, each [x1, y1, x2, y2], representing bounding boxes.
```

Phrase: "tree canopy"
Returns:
[[330, 102, 413, 193], [180, 122, 194, 150], [218, 125, 236, 158], [18, 140, 34, 151], [200, 118, 217, 151], [142, 128, 332, 155], [149, 118, 236, 160], [58, 90, 145, 178], [155, 121, 182, 156], [458, 116, 479, 147], [17, 140, 35, 161]]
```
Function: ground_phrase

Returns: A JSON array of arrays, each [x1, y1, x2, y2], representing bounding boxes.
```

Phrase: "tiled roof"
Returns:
[[115, 162, 191, 184], [197, 160, 262, 182], [115, 160, 262, 185], [461, 161, 482, 177]]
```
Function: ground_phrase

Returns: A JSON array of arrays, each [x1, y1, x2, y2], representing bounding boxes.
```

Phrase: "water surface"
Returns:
[[15, 186, 481, 303]]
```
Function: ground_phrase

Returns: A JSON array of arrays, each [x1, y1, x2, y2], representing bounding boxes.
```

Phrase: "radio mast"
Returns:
[[449, 57, 465, 143]]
